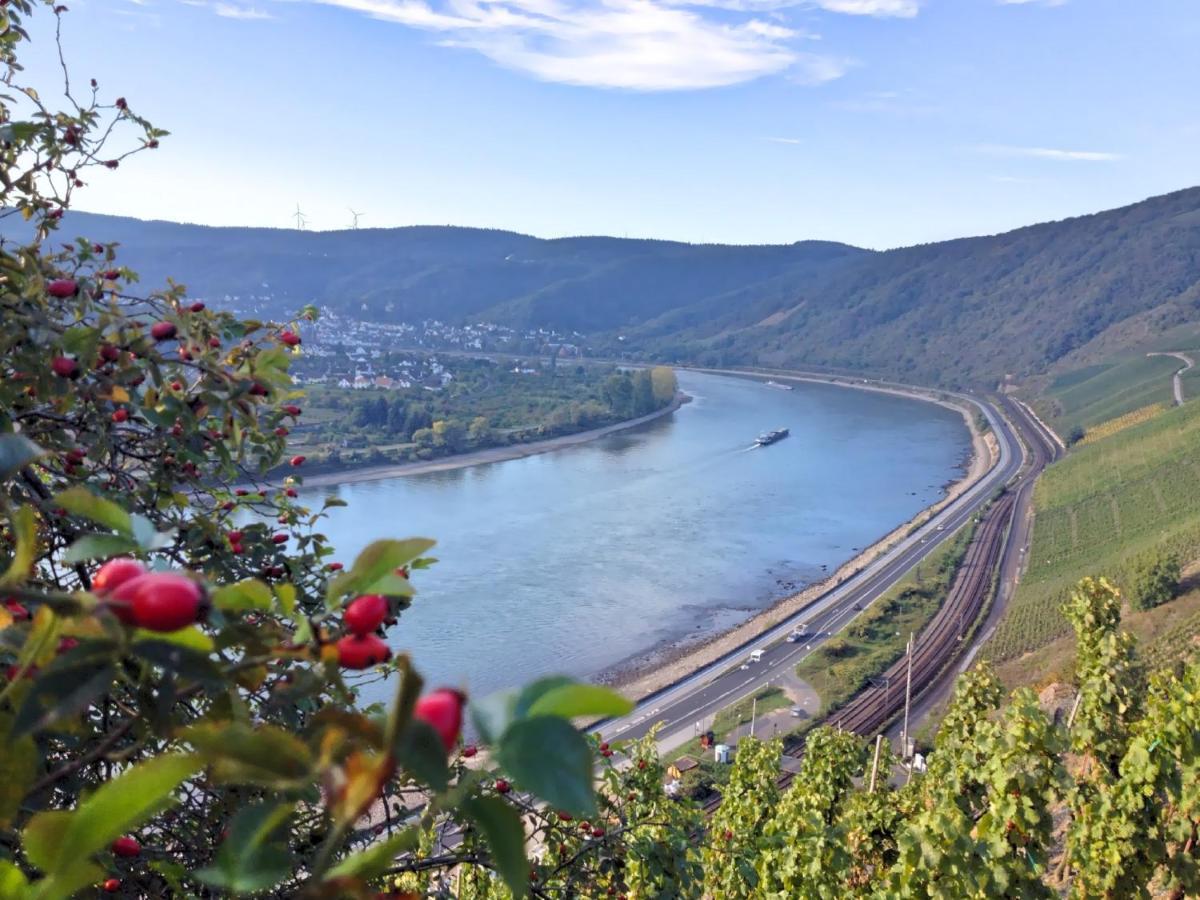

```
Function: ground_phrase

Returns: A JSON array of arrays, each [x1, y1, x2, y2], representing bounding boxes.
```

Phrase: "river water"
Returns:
[[305, 371, 970, 705]]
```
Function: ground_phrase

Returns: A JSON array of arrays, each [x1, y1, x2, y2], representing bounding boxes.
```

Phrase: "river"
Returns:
[[304, 371, 971, 706]]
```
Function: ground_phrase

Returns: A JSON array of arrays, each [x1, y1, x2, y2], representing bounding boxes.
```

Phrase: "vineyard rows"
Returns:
[[986, 397, 1200, 663]]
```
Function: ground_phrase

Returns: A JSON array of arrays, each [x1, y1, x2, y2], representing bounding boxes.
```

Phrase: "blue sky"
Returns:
[[34, 0, 1200, 247]]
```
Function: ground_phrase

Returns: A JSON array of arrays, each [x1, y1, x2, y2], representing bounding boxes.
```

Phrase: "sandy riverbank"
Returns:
[[293, 393, 691, 489], [598, 371, 997, 703]]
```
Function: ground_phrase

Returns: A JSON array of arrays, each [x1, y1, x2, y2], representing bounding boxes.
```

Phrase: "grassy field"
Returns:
[[985, 397, 1200, 664], [1182, 360, 1200, 401], [1037, 355, 1181, 437], [794, 522, 974, 717], [712, 687, 789, 735]]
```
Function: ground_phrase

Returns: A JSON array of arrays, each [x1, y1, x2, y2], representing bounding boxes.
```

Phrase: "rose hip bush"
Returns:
[[0, 4, 642, 896]]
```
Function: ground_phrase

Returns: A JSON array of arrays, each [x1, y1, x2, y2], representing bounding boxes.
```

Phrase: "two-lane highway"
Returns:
[[595, 377, 1028, 750]]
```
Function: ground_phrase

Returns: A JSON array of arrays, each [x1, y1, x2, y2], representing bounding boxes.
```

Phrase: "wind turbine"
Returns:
[[293, 203, 308, 230], [348, 208, 364, 229]]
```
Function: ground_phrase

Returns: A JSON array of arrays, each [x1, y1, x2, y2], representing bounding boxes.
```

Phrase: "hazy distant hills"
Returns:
[[18, 186, 1200, 387]]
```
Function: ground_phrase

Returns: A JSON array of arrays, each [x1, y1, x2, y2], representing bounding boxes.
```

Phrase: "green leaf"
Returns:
[[63, 533, 138, 565], [325, 827, 419, 881], [471, 676, 593, 745], [0, 506, 38, 588], [326, 538, 434, 607], [470, 687, 521, 746], [21, 810, 71, 873], [273, 583, 296, 616], [54, 754, 201, 870], [495, 717, 596, 816], [526, 683, 633, 720], [193, 802, 295, 895], [0, 860, 30, 900], [464, 796, 529, 898], [54, 486, 132, 536], [132, 625, 214, 654], [0, 712, 37, 827], [130, 513, 174, 551], [513, 676, 575, 720], [181, 722, 313, 787], [212, 579, 273, 613], [60, 325, 100, 359], [394, 720, 449, 792], [0, 433, 44, 480]]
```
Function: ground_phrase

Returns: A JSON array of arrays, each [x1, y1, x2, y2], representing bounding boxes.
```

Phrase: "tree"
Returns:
[[467, 415, 493, 446], [601, 372, 634, 418], [431, 418, 466, 452], [649, 366, 678, 405], [1067, 425, 1086, 446], [631, 370, 656, 416], [386, 397, 407, 435], [1126, 549, 1180, 611]]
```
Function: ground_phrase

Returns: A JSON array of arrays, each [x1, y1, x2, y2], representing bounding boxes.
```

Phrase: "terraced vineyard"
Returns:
[[986, 397, 1200, 663], [1038, 354, 1181, 437]]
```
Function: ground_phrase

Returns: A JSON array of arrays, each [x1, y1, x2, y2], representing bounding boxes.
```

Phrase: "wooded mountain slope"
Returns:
[[19, 186, 1200, 387]]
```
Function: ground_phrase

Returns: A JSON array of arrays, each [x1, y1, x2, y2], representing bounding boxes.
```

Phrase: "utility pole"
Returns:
[[869, 734, 884, 793], [901, 632, 914, 760]]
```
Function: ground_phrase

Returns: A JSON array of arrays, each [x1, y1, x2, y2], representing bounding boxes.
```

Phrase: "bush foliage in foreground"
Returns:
[[2, 5, 1200, 897]]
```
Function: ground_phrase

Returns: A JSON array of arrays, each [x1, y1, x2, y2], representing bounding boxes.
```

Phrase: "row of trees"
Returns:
[[599, 367, 677, 421], [351, 397, 435, 439]]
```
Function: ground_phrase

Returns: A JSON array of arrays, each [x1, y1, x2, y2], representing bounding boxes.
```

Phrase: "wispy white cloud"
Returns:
[[764, 136, 803, 144], [302, 0, 853, 90], [214, 1, 274, 17], [813, 0, 918, 16], [976, 144, 1122, 162]]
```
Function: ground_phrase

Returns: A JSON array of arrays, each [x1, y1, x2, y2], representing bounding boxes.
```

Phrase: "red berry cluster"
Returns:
[[93, 558, 207, 632]]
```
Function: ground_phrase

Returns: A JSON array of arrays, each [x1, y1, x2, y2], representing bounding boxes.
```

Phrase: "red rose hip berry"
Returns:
[[92, 558, 146, 596], [413, 688, 466, 752], [51, 356, 80, 378], [150, 321, 177, 341], [48, 278, 78, 297], [336, 634, 391, 670], [126, 573, 206, 632], [343, 594, 388, 636], [111, 836, 140, 858]]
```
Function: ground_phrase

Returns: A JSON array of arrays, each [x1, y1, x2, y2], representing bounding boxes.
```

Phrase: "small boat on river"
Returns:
[[755, 428, 790, 447], [765, 380, 793, 391]]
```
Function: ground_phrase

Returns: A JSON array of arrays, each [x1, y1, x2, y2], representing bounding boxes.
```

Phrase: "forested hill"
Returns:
[[19, 186, 1200, 387]]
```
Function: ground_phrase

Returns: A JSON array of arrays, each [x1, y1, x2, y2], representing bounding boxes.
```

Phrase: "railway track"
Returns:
[[699, 394, 1055, 813]]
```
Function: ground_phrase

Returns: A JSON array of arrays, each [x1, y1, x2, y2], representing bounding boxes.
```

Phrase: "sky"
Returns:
[[30, 0, 1200, 248]]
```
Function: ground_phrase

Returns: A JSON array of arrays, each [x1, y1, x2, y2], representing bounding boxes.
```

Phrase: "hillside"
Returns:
[[985, 393, 1200, 666], [14, 186, 1200, 387]]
